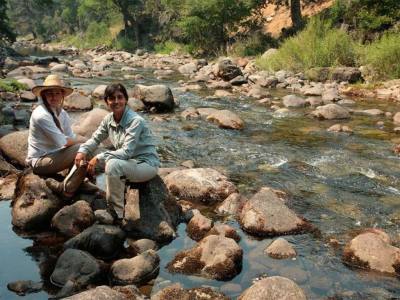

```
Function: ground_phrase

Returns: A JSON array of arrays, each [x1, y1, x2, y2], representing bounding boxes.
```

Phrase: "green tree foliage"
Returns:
[[0, 0, 15, 42]]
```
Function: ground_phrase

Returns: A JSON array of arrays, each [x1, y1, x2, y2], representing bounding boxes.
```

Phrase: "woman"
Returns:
[[75, 83, 160, 220], [27, 74, 86, 197]]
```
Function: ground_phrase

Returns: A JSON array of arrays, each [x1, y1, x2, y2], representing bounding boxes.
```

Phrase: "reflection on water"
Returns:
[[1, 51, 400, 298]]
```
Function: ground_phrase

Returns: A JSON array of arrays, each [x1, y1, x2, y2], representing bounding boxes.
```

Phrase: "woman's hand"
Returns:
[[87, 156, 98, 176], [75, 152, 87, 168]]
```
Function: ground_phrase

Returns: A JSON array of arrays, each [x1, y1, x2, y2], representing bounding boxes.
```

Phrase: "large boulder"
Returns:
[[123, 176, 181, 243], [215, 58, 243, 81], [331, 67, 362, 83], [239, 187, 311, 237], [64, 224, 126, 259], [50, 249, 101, 288], [52, 200, 95, 237], [206, 110, 245, 130], [92, 85, 107, 98], [163, 168, 237, 204], [167, 235, 243, 280], [178, 62, 198, 75], [64, 285, 146, 300], [0, 173, 18, 200], [110, 250, 160, 285], [17, 78, 36, 90], [152, 284, 229, 300], [72, 108, 109, 138], [12, 172, 62, 230], [132, 84, 175, 112], [187, 212, 213, 241], [282, 95, 307, 108], [216, 193, 247, 216], [265, 238, 297, 259], [239, 276, 307, 300], [0, 130, 28, 166], [64, 91, 92, 111], [311, 104, 350, 120], [0, 154, 19, 175], [343, 229, 400, 275], [50, 63, 68, 72]]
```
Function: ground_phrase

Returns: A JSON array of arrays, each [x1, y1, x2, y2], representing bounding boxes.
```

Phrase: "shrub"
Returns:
[[229, 32, 277, 57], [154, 40, 190, 54], [360, 33, 400, 80], [257, 17, 358, 72], [84, 22, 113, 48], [113, 35, 137, 51], [0, 79, 27, 93]]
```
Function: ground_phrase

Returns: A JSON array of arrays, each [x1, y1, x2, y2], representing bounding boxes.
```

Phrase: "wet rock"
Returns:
[[72, 108, 109, 139], [303, 86, 323, 96], [64, 224, 126, 259], [17, 78, 36, 90], [239, 276, 307, 300], [50, 63, 68, 72], [12, 172, 62, 229], [7, 280, 42, 296], [282, 95, 306, 108], [94, 209, 114, 224], [214, 89, 233, 97], [0, 173, 18, 200], [0, 130, 28, 166], [354, 109, 384, 117], [230, 75, 247, 85], [207, 81, 232, 90], [164, 168, 237, 204], [167, 235, 242, 280], [331, 67, 362, 83], [121, 66, 136, 73], [64, 285, 146, 300], [64, 91, 92, 111], [343, 229, 400, 275], [50, 249, 101, 288], [187, 212, 213, 241], [7, 66, 34, 78], [128, 98, 145, 112], [52, 200, 94, 237], [132, 84, 175, 112], [337, 99, 356, 106], [215, 58, 242, 81], [327, 124, 353, 133], [127, 238, 158, 255], [152, 283, 229, 300], [206, 109, 244, 130], [305, 96, 324, 107], [92, 84, 107, 98], [197, 107, 219, 118], [311, 104, 350, 120], [181, 107, 200, 120], [216, 192, 246, 216], [178, 62, 198, 75], [123, 176, 180, 243], [265, 238, 297, 259], [239, 187, 311, 237], [111, 249, 160, 285], [247, 85, 271, 99], [321, 88, 341, 102], [207, 224, 241, 242]]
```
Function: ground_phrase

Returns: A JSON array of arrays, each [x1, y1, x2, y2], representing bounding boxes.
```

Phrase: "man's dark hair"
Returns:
[[104, 83, 129, 102]]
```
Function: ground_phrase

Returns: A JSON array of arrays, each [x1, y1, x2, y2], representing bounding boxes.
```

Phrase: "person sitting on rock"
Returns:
[[26, 74, 87, 198], [74, 83, 160, 222]]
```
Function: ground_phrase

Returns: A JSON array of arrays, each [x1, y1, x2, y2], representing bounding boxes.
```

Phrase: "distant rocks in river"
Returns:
[[181, 107, 244, 130], [64, 90, 92, 111], [132, 84, 175, 112], [311, 104, 350, 120]]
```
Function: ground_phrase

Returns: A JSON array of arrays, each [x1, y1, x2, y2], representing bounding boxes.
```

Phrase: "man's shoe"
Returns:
[[45, 178, 63, 194]]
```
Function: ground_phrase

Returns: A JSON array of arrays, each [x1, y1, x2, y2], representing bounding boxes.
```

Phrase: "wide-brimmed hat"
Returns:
[[32, 74, 73, 97]]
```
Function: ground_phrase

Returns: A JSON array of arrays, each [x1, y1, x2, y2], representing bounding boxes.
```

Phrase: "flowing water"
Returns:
[[0, 50, 400, 299]]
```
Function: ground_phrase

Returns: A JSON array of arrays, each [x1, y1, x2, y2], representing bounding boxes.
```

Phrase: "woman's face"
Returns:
[[106, 90, 127, 115], [43, 88, 64, 109]]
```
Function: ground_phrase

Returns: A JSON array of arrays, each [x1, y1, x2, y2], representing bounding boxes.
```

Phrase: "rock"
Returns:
[[207, 81, 232, 90], [239, 187, 311, 237], [64, 91, 92, 111], [128, 98, 145, 112], [393, 112, 400, 125], [261, 49, 278, 60], [230, 75, 247, 86], [327, 124, 353, 133], [72, 108, 109, 138], [167, 235, 243, 280], [0, 130, 28, 166], [207, 224, 241, 242], [7, 280, 42, 296], [92, 85, 107, 98], [282, 95, 306, 108], [238, 276, 307, 300], [181, 107, 200, 120], [121, 66, 136, 73], [197, 107, 219, 118], [132, 84, 175, 112], [214, 90, 233, 97], [127, 239, 158, 255], [0, 173, 18, 200], [303, 86, 323, 96], [12, 172, 62, 229], [52, 200, 94, 237], [123, 176, 180, 243], [94, 209, 114, 225], [187, 212, 213, 241], [343, 229, 400, 275], [247, 85, 270, 99], [321, 88, 341, 102], [337, 99, 356, 106], [64, 224, 126, 259], [305, 96, 324, 107], [206, 109, 244, 130], [64, 285, 146, 300], [17, 78, 36, 90], [0, 154, 19, 174], [311, 104, 350, 120], [216, 193, 246, 216], [50, 249, 101, 288], [0, 91, 19, 101], [7, 67, 34, 78], [164, 168, 237, 204], [152, 284, 229, 300], [51, 63, 68, 72], [178, 62, 198, 75], [305, 67, 330, 82], [265, 238, 297, 259], [215, 58, 242, 81], [111, 250, 160, 285], [355, 109, 384, 117], [20, 91, 37, 102], [331, 67, 362, 83]]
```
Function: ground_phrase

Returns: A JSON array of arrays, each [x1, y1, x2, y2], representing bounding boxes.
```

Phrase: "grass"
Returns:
[[0, 79, 28, 93], [154, 40, 191, 55]]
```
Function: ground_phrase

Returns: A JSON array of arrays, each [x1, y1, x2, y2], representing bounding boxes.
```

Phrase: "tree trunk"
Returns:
[[290, 0, 302, 29]]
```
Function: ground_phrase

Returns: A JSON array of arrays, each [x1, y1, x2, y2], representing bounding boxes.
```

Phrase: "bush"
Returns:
[[154, 40, 190, 54], [113, 35, 137, 51], [257, 17, 358, 72], [84, 22, 113, 48], [0, 79, 27, 92], [360, 33, 400, 80], [229, 32, 277, 57]]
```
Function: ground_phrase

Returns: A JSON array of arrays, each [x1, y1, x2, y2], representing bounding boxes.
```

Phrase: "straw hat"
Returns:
[[32, 74, 73, 97]]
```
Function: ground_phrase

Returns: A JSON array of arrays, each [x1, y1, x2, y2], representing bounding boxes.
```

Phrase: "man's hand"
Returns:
[[75, 152, 87, 168], [87, 156, 98, 176]]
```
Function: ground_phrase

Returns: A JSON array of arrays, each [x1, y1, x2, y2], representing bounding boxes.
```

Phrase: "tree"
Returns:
[[0, 0, 15, 42]]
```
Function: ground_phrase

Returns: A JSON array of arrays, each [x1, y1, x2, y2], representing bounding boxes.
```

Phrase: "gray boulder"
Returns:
[[64, 91, 92, 111], [265, 238, 297, 259], [215, 58, 243, 81], [206, 109, 245, 130], [282, 95, 306, 108], [331, 67, 362, 83], [7, 280, 42, 296], [132, 84, 175, 112], [72, 108, 109, 139], [311, 104, 350, 120]]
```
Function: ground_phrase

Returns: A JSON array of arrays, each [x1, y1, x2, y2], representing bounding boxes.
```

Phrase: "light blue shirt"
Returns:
[[78, 106, 160, 167]]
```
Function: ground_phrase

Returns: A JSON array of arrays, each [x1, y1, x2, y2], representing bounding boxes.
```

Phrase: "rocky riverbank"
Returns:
[[1, 41, 400, 299]]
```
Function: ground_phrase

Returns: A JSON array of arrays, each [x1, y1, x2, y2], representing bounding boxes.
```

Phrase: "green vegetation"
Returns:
[[0, 79, 27, 92], [154, 40, 190, 55], [0, 0, 14, 42]]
